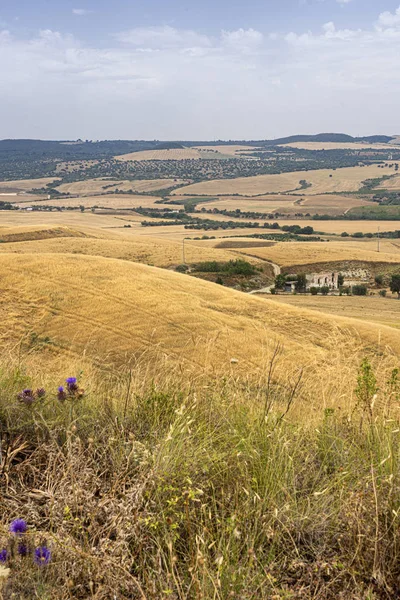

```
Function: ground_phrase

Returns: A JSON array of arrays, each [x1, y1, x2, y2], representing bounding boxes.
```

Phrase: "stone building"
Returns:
[[306, 272, 339, 290]]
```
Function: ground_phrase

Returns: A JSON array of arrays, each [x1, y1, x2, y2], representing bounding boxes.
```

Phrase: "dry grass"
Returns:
[[193, 145, 257, 157], [235, 241, 400, 267], [172, 164, 396, 196], [14, 194, 171, 210], [1, 252, 400, 377], [0, 236, 239, 267], [0, 226, 88, 243], [56, 178, 187, 196], [378, 174, 400, 190], [0, 178, 60, 193], [195, 193, 374, 216], [115, 147, 231, 161], [268, 294, 400, 329]]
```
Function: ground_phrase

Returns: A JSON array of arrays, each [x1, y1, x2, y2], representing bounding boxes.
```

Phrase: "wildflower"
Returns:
[[57, 386, 67, 402], [36, 388, 46, 398], [17, 389, 35, 405], [34, 546, 51, 566], [0, 550, 7, 563], [9, 519, 27, 536], [17, 543, 28, 557], [66, 377, 78, 392]]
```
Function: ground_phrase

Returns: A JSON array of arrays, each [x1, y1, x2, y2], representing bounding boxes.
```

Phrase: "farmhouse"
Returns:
[[306, 271, 339, 290]]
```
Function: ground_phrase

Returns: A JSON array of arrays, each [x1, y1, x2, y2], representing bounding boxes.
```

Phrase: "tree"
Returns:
[[338, 273, 344, 287], [310, 287, 319, 295], [390, 274, 400, 298], [296, 273, 307, 292], [375, 274, 383, 287], [321, 286, 329, 295], [275, 274, 286, 290]]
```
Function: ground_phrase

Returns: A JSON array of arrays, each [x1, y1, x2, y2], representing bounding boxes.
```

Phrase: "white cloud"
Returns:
[[72, 9, 91, 16], [115, 26, 211, 49], [1, 8, 400, 139], [377, 6, 400, 29], [336, 0, 352, 4]]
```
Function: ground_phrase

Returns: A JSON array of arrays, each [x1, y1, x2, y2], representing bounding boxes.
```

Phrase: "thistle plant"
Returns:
[[1, 519, 51, 569]]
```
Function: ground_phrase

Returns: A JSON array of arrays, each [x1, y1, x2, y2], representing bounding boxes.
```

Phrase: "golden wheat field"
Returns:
[[0, 177, 60, 192], [232, 241, 400, 267], [13, 194, 171, 210], [172, 164, 396, 196], [195, 193, 374, 216], [378, 174, 400, 190], [193, 145, 257, 157], [115, 147, 230, 161], [0, 234, 240, 267], [56, 177, 187, 195], [267, 294, 400, 329], [1, 252, 400, 378]]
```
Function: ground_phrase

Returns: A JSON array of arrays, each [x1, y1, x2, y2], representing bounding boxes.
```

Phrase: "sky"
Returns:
[[0, 0, 400, 140]]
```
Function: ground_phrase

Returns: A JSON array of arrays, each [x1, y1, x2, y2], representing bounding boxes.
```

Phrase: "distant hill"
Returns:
[[259, 133, 395, 147]]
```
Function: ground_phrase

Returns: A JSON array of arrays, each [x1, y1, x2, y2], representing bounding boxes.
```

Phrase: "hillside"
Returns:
[[1, 252, 399, 379]]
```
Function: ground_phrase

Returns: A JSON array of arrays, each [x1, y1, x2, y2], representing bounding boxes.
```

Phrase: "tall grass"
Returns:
[[1, 353, 400, 599]]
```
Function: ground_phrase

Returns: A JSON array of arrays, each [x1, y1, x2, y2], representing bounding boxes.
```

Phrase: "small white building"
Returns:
[[306, 272, 339, 290]]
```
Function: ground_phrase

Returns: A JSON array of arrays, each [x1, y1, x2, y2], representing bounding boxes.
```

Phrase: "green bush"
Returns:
[[175, 264, 189, 273], [379, 289, 387, 297], [321, 286, 329, 295], [375, 274, 384, 287], [352, 284, 368, 296], [310, 287, 319, 295]]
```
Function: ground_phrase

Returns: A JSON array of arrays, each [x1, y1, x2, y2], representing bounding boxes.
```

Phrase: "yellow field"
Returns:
[[278, 141, 400, 151], [14, 194, 171, 210], [173, 164, 396, 196], [233, 241, 400, 267], [379, 174, 400, 190], [56, 178, 187, 195], [266, 295, 400, 330], [193, 145, 257, 157], [115, 147, 231, 161], [195, 193, 373, 216], [1, 252, 400, 377], [0, 177, 60, 192], [0, 234, 240, 267]]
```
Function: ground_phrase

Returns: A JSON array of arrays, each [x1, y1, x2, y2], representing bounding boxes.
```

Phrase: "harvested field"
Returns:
[[13, 194, 171, 210], [172, 164, 396, 196], [0, 235, 239, 267], [195, 194, 372, 216], [193, 145, 257, 157], [378, 174, 400, 190], [269, 295, 400, 329], [115, 147, 231, 161], [0, 177, 60, 193], [56, 178, 187, 196], [235, 241, 400, 268], [1, 253, 400, 374]]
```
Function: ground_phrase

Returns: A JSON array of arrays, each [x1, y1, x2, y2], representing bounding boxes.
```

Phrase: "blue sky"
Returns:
[[1, 0, 400, 139]]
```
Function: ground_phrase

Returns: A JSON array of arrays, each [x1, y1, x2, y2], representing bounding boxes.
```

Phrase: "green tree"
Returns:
[[338, 273, 344, 287], [390, 273, 400, 298], [275, 274, 286, 290], [352, 285, 368, 296], [375, 274, 383, 287], [296, 273, 307, 292], [321, 286, 329, 295]]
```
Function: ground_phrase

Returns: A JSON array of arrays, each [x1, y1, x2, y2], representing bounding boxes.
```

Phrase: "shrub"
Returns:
[[175, 264, 189, 273], [321, 286, 329, 295], [375, 274, 384, 287], [352, 284, 368, 296], [310, 287, 319, 295], [379, 289, 387, 297]]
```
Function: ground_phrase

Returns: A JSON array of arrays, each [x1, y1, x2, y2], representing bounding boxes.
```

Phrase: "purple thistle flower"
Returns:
[[36, 388, 46, 398], [34, 546, 51, 566], [57, 386, 67, 402], [17, 543, 28, 557], [66, 377, 78, 393], [10, 519, 27, 536], [0, 549, 7, 563], [17, 389, 35, 405]]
